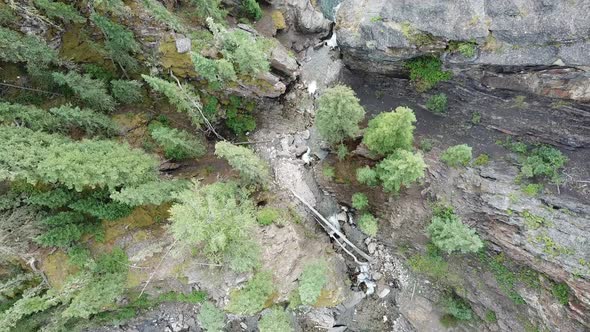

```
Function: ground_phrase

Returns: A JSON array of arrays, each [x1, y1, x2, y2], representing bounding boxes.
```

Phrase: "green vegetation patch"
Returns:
[[405, 56, 452, 92]]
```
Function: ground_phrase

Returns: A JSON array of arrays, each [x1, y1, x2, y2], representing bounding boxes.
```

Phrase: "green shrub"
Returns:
[[473, 153, 489, 166], [408, 243, 461, 287], [169, 181, 260, 272], [0, 102, 118, 136], [322, 166, 335, 180], [191, 0, 227, 23], [363, 106, 416, 155], [257, 207, 281, 226], [358, 213, 378, 237], [27, 188, 76, 209], [258, 307, 293, 332], [83, 64, 115, 82], [351, 193, 369, 210], [91, 14, 140, 72], [207, 18, 270, 75], [522, 183, 543, 197], [111, 80, 143, 104], [225, 106, 256, 136], [241, 0, 262, 20], [485, 310, 497, 323], [298, 262, 327, 305], [68, 192, 133, 221], [37, 139, 159, 191], [227, 271, 275, 315], [336, 143, 348, 161], [551, 282, 570, 305], [521, 145, 567, 183], [141, 0, 185, 32], [419, 138, 434, 152], [477, 252, 527, 304], [158, 290, 207, 303], [35, 212, 101, 247], [198, 302, 225, 331], [192, 53, 237, 85], [426, 93, 448, 114], [0, 26, 58, 68], [52, 71, 116, 112], [110, 180, 189, 206], [150, 125, 206, 160], [214, 141, 270, 187], [441, 295, 473, 321], [427, 213, 483, 254], [0, 6, 16, 26], [405, 56, 452, 92], [34, 0, 86, 24], [471, 112, 481, 124], [441, 144, 472, 167], [315, 85, 365, 145], [376, 150, 426, 193], [356, 166, 378, 186]]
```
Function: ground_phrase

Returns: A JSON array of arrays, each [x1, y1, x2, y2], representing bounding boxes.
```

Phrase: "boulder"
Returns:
[[269, 0, 331, 34], [270, 42, 300, 78]]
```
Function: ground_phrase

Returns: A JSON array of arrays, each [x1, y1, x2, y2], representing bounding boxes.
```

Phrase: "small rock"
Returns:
[[240, 322, 248, 330], [175, 37, 191, 54], [368, 242, 377, 254], [378, 287, 391, 298], [301, 130, 311, 140], [372, 272, 383, 280]]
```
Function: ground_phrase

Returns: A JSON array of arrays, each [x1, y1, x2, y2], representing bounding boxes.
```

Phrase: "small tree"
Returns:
[[441, 144, 472, 168], [358, 213, 378, 237], [150, 125, 206, 160], [258, 307, 293, 332], [110, 179, 189, 206], [52, 71, 116, 112], [376, 150, 426, 193], [169, 181, 260, 272], [356, 166, 378, 186], [110, 80, 143, 104], [298, 262, 328, 305], [315, 85, 365, 145], [214, 141, 270, 187], [351, 193, 369, 210], [363, 106, 416, 155], [427, 214, 483, 254], [198, 302, 225, 331], [226, 271, 275, 315]]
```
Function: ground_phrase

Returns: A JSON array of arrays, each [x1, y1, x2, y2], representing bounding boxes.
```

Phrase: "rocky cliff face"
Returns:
[[335, 0, 590, 101]]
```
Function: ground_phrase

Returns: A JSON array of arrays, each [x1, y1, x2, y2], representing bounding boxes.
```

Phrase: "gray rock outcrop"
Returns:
[[335, 0, 590, 101]]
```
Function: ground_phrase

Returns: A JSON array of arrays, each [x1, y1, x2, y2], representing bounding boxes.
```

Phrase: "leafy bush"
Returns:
[[150, 125, 206, 160], [419, 138, 434, 152], [214, 141, 270, 186], [351, 193, 369, 210], [522, 183, 543, 197], [485, 310, 497, 323], [110, 180, 189, 206], [198, 302, 226, 331], [376, 150, 426, 193], [142, 75, 204, 128], [225, 105, 256, 136], [91, 14, 140, 72], [358, 213, 378, 237], [473, 153, 489, 166], [315, 85, 365, 145], [35, 212, 101, 247], [227, 271, 275, 315], [405, 56, 452, 92], [298, 262, 327, 305], [111, 80, 143, 104], [207, 18, 270, 75], [441, 295, 473, 321], [322, 166, 335, 180], [0, 102, 118, 136], [52, 71, 116, 112], [458, 43, 477, 58], [521, 145, 567, 183], [426, 93, 448, 114], [141, 0, 185, 32], [241, 0, 262, 20], [169, 181, 260, 272], [258, 307, 293, 332], [441, 144, 472, 167], [191, 0, 227, 23], [408, 243, 460, 287], [257, 207, 281, 226], [356, 166, 378, 186], [336, 144, 348, 161], [68, 194, 133, 221], [363, 106, 416, 155], [192, 53, 237, 85], [158, 290, 207, 303], [34, 0, 86, 24], [0, 26, 58, 68], [427, 213, 483, 254], [551, 282, 570, 305], [27, 188, 76, 209]]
